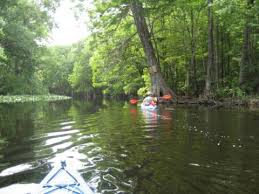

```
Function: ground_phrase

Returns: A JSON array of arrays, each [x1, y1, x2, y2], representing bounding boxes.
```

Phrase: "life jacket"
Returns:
[[150, 101, 156, 106]]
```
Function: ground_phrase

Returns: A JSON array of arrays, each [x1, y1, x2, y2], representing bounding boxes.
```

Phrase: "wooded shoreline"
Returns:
[[173, 96, 259, 109], [0, 0, 258, 103], [1, 94, 258, 110]]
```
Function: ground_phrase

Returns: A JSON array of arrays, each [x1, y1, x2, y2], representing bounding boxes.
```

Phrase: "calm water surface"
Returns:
[[0, 100, 258, 193]]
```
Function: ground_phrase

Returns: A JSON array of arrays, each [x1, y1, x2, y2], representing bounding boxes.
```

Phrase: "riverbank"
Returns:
[[0, 95, 71, 104], [175, 96, 259, 109]]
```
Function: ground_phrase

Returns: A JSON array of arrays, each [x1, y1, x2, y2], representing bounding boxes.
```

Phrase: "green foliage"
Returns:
[[0, 0, 59, 95], [137, 68, 151, 96], [89, 41, 145, 96], [77, 0, 259, 97], [89, 11, 146, 96], [215, 87, 246, 98], [68, 40, 94, 96], [0, 0, 258, 98], [38, 46, 76, 95]]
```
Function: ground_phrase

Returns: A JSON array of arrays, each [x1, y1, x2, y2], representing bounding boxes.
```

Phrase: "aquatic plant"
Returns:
[[0, 95, 71, 104]]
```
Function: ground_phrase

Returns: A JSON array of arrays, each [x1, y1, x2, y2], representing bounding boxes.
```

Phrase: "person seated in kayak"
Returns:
[[143, 92, 158, 106]]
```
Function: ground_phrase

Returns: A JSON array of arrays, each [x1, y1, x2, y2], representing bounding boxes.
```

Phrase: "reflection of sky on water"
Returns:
[[0, 163, 33, 177], [141, 109, 159, 124], [45, 135, 71, 146], [47, 129, 79, 137], [0, 183, 40, 194], [59, 121, 76, 126]]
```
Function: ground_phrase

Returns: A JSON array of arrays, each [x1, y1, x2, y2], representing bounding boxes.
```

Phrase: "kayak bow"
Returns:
[[38, 161, 94, 194]]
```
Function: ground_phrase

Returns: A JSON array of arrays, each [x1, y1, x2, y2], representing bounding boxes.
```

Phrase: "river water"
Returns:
[[0, 100, 258, 193]]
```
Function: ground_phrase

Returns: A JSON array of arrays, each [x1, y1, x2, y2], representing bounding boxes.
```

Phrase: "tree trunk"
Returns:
[[239, 0, 254, 87], [220, 26, 225, 82], [204, 0, 214, 96], [215, 17, 219, 89], [130, 0, 174, 97], [190, 8, 197, 94], [182, 25, 190, 95]]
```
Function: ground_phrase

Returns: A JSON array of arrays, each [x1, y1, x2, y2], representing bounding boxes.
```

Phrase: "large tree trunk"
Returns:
[[239, 0, 254, 87], [130, 0, 174, 97], [204, 0, 214, 96]]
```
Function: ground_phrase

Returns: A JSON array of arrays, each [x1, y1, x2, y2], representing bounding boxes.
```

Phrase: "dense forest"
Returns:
[[0, 0, 258, 99]]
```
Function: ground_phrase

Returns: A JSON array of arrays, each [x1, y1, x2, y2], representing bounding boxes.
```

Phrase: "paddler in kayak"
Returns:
[[142, 92, 158, 106]]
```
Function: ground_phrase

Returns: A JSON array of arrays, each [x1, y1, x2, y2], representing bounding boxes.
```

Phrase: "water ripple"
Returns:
[[0, 102, 258, 194]]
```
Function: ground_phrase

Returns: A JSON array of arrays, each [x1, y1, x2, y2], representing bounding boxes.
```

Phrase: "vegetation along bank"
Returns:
[[0, 0, 258, 104]]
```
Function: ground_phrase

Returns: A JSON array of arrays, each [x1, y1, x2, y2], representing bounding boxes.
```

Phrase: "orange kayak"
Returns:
[[161, 95, 172, 100]]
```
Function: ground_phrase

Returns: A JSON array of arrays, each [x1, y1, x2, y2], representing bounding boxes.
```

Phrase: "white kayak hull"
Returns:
[[38, 161, 93, 194]]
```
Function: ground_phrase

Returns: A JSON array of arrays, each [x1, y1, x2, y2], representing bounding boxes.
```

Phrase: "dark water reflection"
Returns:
[[0, 100, 258, 193]]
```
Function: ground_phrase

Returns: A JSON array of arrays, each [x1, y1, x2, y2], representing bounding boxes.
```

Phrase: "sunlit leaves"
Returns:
[[0, 0, 59, 95], [39, 46, 75, 95], [61, 0, 259, 96], [68, 40, 94, 95]]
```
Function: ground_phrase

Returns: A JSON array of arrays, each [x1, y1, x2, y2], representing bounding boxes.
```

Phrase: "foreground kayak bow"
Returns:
[[38, 161, 94, 194]]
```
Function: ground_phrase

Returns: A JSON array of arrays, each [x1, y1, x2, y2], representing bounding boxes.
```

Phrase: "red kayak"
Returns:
[[130, 98, 138, 105]]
